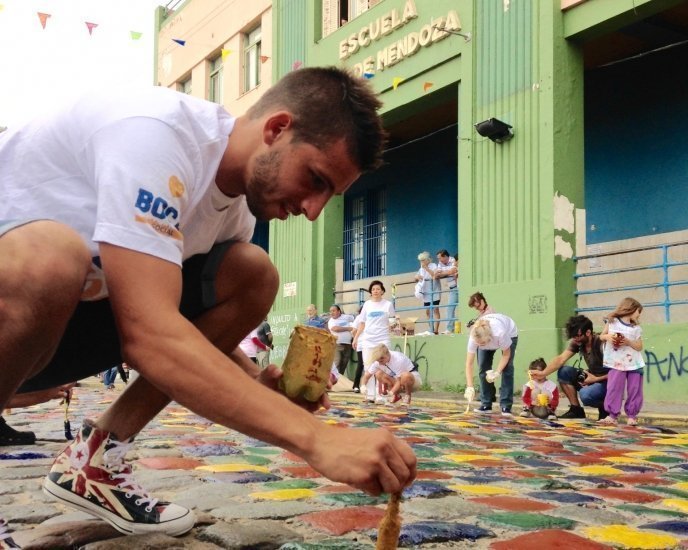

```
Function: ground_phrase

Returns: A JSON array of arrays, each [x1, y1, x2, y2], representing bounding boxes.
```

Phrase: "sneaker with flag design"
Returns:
[[43, 420, 194, 536]]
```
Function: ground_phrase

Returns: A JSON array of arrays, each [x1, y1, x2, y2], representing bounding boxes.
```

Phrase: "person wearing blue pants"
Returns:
[[463, 313, 518, 416]]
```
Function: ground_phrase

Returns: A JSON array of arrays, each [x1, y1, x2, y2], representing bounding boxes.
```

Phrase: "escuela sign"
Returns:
[[337, 0, 462, 78]]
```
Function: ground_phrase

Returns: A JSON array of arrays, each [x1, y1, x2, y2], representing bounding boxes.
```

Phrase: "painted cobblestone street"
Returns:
[[2, 382, 688, 549]]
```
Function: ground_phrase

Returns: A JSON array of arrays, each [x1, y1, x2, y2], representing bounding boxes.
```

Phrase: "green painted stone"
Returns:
[[320, 492, 387, 506], [510, 477, 550, 486], [479, 512, 576, 530], [243, 454, 273, 466], [414, 446, 442, 458], [264, 479, 319, 489], [501, 451, 539, 459], [644, 455, 684, 464], [616, 504, 688, 518], [538, 480, 576, 490], [419, 460, 462, 470], [245, 447, 281, 456]]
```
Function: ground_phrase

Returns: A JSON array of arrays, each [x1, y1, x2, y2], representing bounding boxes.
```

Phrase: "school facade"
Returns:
[[156, 0, 688, 402]]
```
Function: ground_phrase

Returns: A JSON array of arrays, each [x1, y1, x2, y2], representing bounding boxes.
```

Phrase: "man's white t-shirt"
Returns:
[[328, 314, 354, 345], [239, 328, 261, 359], [360, 299, 395, 349], [467, 313, 518, 353], [0, 87, 255, 300]]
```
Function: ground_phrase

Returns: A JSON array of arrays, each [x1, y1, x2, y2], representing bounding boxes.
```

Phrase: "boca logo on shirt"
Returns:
[[134, 177, 184, 240]]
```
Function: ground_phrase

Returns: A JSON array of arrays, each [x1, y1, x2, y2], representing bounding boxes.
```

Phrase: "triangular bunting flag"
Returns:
[[221, 49, 231, 60], [392, 77, 404, 90], [260, 55, 269, 63], [291, 60, 303, 71], [172, 38, 186, 46], [85, 22, 98, 35], [423, 81, 434, 92], [363, 72, 375, 79], [37, 12, 51, 29], [130, 31, 142, 40]]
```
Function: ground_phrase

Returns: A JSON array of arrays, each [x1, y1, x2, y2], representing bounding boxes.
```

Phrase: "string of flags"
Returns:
[[11, 9, 144, 39]]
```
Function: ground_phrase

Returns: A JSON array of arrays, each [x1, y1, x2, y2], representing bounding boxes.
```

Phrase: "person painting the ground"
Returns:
[[599, 297, 645, 426], [361, 344, 422, 406], [463, 313, 518, 416], [0, 67, 416, 538], [530, 315, 610, 420]]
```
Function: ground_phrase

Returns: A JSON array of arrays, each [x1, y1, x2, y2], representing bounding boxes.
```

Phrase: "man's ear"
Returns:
[[263, 111, 293, 145]]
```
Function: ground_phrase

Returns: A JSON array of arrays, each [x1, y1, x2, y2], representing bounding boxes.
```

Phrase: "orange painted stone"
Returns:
[[502, 469, 538, 478], [298, 506, 385, 535], [136, 457, 204, 470], [417, 470, 453, 480], [280, 465, 322, 478], [584, 488, 662, 503], [469, 496, 556, 512], [470, 459, 514, 468], [556, 455, 600, 466], [527, 445, 564, 454], [489, 529, 614, 549], [317, 484, 357, 493]]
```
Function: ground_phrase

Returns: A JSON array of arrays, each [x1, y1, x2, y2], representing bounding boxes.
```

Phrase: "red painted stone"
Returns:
[[136, 457, 204, 470], [526, 445, 564, 454], [280, 465, 322, 478], [298, 506, 385, 535], [584, 488, 662, 503], [490, 529, 614, 549], [401, 436, 434, 444], [615, 473, 671, 485], [469, 496, 555, 512], [417, 470, 453, 480], [281, 451, 307, 463], [502, 469, 539, 478], [556, 455, 600, 466]]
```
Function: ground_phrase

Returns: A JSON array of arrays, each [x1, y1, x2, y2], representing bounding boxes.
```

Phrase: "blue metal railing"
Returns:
[[574, 241, 688, 323]]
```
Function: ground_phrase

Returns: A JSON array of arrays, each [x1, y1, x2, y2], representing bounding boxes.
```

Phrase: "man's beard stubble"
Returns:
[[245, 149, 282, 221]]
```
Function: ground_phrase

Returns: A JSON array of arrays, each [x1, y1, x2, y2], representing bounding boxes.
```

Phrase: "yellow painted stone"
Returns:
[[625, 451, 665, 458], [577, 429, 607, 436], [583, 524, 678, 549], [672, 481, 688, 491], [445, 454, 488, 463], [448, 484, 515, 495], [664, 498, 688, 513], [444, 421, 478, 428], [195, 464, 270, 473], [571, 465, 624, 476], [323, 419, 339, 425], [651, 437, 688, 446], [602, 456, 651, 465], [249, 488, 316, 501]]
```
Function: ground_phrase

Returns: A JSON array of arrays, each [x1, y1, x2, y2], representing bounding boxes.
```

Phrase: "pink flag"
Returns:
[[37, 12, 51, 29], [85, 22, 98, 35]]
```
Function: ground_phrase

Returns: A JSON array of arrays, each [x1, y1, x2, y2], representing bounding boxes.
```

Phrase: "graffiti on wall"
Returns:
[[644, 347, 688, 384], [392, 340, 430, 379]]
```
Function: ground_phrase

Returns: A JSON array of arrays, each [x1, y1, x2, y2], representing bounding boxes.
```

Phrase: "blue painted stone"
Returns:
[[514, 458, 563, 468], [371, 521, 494, 546], [671, 463, 688, 471], [327, 408, 354, 418], [181, 444, 241, 457], [617, 464, 663, 473], [279, 541, 371, 549], [639, 520, 688, 535], [528, 491, 601, 504], [0, 452, 50, 460], [202, 472, 281, 484], [544, 421, 565, 428], [402, 481, 455, 499]]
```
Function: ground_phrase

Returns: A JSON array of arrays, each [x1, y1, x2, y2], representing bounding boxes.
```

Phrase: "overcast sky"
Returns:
[[0, 0, 164, 128]]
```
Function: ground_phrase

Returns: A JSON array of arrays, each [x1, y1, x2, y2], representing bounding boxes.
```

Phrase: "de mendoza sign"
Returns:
[[337, 0, 462, 78]]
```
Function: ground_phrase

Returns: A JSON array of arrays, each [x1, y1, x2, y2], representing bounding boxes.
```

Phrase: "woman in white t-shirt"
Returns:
[[464, 313, 518, 416], [414, 251, 441, 335], [352, 280, 395, 401]]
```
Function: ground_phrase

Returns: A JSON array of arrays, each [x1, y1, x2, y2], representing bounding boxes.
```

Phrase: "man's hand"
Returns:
[[256, 365, 331, 413], [485, 370, 501, 383], [464, 386, 475, 402], [306, 425, 417, 495], [7, 384, 75, 408], [581, 371, 597, 386]]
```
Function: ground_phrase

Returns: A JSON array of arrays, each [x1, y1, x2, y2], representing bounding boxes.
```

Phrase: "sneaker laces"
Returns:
[[0, 518, 19, 548], [103, 439, 159, 512]]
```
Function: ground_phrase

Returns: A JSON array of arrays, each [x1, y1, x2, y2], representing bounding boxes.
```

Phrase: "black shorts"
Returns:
[[424, 300, 441, 306], [17, 241, 234, 393]]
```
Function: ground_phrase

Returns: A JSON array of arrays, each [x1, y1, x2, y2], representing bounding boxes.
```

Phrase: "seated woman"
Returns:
[[361, 344, 422, 406]]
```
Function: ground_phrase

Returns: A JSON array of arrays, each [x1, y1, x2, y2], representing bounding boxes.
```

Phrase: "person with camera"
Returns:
[[529, 315, 609, 420]]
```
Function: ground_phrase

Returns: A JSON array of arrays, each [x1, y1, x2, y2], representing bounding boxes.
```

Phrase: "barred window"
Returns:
[[343, 189, 386, 281]]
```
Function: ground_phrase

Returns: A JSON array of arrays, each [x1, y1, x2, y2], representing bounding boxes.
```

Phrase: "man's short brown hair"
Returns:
[[247, 66, 386, 173]]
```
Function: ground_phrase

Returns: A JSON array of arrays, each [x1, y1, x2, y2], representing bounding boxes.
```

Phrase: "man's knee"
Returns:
[[0, 220, 90, 305], [215, 242, 278, 302]]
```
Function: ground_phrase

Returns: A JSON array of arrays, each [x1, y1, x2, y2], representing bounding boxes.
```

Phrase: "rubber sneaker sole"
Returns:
[[43, 477, 195, 536]]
